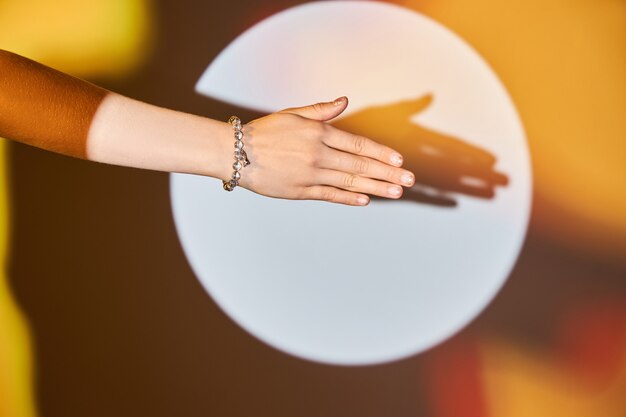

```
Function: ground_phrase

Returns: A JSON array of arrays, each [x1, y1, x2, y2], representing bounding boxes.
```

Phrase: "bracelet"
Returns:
[[222, 115, 251, 191]]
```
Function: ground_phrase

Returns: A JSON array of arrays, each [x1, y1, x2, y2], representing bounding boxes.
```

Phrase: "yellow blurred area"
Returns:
[[0, 1, 152, 415], [0, 140, 37, 417], [407, 0, 626, 260], [0, 0, 153, 77], [480, 340, 626, 417]]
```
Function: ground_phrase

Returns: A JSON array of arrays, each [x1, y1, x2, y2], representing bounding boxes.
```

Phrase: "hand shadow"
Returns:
[[332, 94, 509, 207]]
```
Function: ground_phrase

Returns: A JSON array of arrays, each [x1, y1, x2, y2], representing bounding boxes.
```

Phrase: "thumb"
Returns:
[[282, 96, 348, 121]]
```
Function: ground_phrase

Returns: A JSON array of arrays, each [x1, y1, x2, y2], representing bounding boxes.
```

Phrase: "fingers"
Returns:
[[282, 96, 349, 122], [304, 185, 370, 206], [321, 124, 404, 167], [318, 147, 415, 187], [315, 169, 405, 200]]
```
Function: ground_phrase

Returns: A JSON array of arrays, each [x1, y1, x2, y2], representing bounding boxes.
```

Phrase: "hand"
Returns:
[[235, 97, 416, 206]]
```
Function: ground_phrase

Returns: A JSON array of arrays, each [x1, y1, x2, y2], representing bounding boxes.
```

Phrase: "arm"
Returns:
[[0, 49, 415, 206]]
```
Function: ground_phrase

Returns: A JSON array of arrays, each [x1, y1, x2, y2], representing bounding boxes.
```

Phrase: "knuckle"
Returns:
[[308, 143, 326, 167], [312, 102, 326, 115], [307, 120, 327, 139], [322, 188, 336, 202], [343, 174, 358, 188], [352, 157, 369, 174], [386, 167, 397, 181], [308, 149, 321, 167], [319, 120, 331, 135], [298, 186, 314, 200], [353, 135, 366, 154]]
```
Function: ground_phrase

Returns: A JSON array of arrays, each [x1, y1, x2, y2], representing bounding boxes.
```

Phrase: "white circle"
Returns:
[[171, 1, 532, 365]]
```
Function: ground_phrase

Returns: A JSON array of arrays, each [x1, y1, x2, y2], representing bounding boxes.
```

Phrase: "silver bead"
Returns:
[[234, 131, 243, 140], [235, 140, 244, 149], [228, 116, 241, 127], [233, 161, 242, 171], [232, 171, 241, 180]]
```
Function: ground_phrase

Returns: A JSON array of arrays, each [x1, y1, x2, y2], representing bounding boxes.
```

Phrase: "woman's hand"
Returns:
[[236, 97, 416, 206]]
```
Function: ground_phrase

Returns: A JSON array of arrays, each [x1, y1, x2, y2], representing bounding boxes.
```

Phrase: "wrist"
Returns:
[[198, 118, 233, 181]]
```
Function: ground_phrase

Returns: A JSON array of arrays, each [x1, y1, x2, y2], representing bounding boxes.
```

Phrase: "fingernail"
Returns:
[[333, 96, 347, 106], [401, 173, 414, 186], [357, 196, 369, 205], [388, 186, 402, 197], [391, 154, 403, 166]]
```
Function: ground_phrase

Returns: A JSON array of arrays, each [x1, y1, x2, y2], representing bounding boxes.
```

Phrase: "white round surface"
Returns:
[[171, 1, 532, 365]]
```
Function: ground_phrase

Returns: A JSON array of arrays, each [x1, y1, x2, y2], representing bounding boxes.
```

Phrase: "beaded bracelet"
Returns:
[[223, 115, 251, 191]]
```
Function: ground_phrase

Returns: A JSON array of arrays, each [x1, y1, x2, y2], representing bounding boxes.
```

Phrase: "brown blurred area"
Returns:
[[5, 1, 626, 416]]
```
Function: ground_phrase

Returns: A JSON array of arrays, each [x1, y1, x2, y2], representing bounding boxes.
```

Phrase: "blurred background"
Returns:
[[0, 0, 624, 416]]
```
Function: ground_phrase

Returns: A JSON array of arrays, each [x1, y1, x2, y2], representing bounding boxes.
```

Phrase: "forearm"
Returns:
[[0, 49, 231, 180], [87, 93, 231, 180]]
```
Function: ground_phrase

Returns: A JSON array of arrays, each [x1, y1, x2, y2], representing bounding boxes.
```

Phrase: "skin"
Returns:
[[0, 49, 415, 206], [0, 49, 107, 159]]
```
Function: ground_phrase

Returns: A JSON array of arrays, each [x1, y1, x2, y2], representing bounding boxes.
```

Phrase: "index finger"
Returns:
[[321, 125, 404, 167]]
